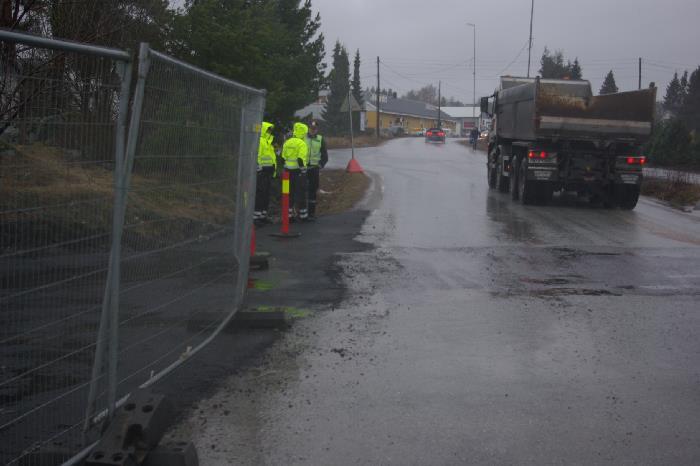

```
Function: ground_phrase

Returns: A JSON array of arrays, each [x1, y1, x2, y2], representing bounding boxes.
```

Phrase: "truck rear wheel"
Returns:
[[496, 159, 509, 193], [487, 158, 497, 189], [510, 158, 520, 200], [518, 161, 536, 204], [617, 185, 640, 210], [497, 171, 509, 193]]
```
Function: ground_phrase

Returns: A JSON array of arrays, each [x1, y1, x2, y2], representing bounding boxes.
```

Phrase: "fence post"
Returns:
[[236, 103, 254, 298], [84, 43, 151, 429], [109, 42, 152, 415], [84, 57, 134, 433]]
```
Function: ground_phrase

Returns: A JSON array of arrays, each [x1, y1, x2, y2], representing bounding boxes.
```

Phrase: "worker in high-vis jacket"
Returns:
[[254, 121, 277, 225], [281, 122, 310, 221], [305, 120, 328, 221]]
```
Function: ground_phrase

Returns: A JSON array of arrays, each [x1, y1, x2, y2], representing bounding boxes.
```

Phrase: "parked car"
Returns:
[[412, 128, 425, 137], [425, 128, 446, 143]]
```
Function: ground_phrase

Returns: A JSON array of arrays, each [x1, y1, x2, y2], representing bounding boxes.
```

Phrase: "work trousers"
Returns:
[[254, 166, 274, 218], [287, 168, 308, 219], [307, 166, 320, 216]]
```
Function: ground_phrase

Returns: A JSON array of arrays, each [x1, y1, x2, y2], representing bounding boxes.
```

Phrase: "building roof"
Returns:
[[441, 106, 480, 119], [365, 97, 455, 122]]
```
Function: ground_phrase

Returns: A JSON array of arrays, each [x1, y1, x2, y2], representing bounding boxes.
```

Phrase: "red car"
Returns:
[[425, 128, 446, 143]]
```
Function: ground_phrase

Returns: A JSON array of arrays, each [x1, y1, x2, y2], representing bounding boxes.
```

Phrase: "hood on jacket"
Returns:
[[261, 121, 274, 140], [293, 122, 308, 139]]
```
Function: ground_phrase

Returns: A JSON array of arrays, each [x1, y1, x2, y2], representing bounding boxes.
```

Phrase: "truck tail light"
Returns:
[[528, 150, 548, 159], [626, 156, 646, 165]]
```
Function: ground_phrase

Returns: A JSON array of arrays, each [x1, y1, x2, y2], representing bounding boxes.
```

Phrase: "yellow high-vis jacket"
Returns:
[[257, 121, 276, 168], [281, 122, 309, 169]]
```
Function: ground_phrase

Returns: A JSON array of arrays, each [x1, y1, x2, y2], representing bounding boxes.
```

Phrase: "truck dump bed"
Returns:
[[496, 77, 656, 143]]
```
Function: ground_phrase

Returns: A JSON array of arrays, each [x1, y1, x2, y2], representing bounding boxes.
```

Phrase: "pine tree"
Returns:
[[664, 72, 682, 114], [600, 70, 618, 95], [350, 49, 363, 130], [322, 41, 350, 135], [679, 66, 700, 133], [539, 47, 567, 79], [171, 0, 326, 123], [680, 70, 689, 106], [569, 58, 582, 80], [352, 50, 363, 105]]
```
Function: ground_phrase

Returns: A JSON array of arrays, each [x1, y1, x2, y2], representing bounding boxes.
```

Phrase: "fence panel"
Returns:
[[1, 32, 264, 465], [0, 32, 131, 465], [113, 48, 264, 403]]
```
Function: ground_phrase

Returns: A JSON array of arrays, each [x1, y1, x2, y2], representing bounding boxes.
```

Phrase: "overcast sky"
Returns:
[[310, 0, 700, 103]]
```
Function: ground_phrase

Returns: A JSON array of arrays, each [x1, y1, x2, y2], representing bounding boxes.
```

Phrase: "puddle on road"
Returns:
[[552, 247, 621, 259], [530, 287, 621, 297], [521, 277, 576, 286]]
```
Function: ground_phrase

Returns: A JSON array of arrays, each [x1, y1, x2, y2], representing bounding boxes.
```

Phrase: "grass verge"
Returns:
[[266, 169, 370, 217], [641, 174, 700, 208], [316, 169, 370, 215], [325, 134, 388, 150]]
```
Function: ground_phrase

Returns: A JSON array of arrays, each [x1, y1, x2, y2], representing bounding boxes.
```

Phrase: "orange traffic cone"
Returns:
[[346, 157, 364, 173]]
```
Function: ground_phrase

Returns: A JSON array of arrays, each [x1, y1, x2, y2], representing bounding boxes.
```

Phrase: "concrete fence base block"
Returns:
[[143, 441, 199, 466], [85, 390, 174, 466]]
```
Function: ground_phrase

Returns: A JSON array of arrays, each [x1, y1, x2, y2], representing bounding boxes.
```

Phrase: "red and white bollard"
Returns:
[[271, 170, 301, 239]]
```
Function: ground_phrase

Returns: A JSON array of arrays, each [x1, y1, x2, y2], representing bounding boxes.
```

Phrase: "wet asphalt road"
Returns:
[[171, 138, 700, 465]]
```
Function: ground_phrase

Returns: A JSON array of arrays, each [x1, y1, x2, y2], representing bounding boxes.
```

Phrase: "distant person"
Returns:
[[281, 122, 310, 221], [254, 121, 276, 225], [305, 120, 328, 221], [470, 127, 479, 150]]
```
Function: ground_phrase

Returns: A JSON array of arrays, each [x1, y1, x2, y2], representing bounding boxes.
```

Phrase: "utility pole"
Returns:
[[527, 0, 534, 78], [376, 56, 380, 139], [347, 84, 355, 160], [467, 23, 476, 118], [437, 81, 442, 128], [638, 57, 642, 90]]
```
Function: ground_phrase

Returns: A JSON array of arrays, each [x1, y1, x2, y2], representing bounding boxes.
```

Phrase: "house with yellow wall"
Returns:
[[363, 95, 457, 135]]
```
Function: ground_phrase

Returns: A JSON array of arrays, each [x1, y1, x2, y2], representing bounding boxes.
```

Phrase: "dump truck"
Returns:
[[480, 77, 656, 209]]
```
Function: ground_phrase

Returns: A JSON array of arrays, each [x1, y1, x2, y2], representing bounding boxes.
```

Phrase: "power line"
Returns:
[[497, 39, 531, 77], [380, 60, 472, 78]]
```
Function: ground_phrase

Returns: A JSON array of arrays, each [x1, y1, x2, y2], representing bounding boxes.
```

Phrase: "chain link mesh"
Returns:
[[114, 49, 263, 420], [0, 37, 129, 465], [1, 33, 264, 465]]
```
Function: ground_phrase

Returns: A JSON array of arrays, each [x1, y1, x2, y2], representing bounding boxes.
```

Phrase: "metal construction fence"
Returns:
[[0, 31, 264, 465]]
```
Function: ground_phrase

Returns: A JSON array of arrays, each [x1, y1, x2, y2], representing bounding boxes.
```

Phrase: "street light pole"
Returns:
[[467, 23, 476, 118], [527, 0, 534, 78]]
